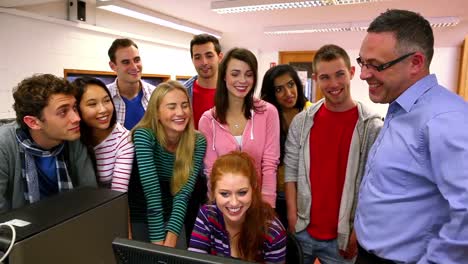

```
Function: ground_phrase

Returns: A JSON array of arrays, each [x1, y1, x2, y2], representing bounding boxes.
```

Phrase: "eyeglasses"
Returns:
[[356, 52, 416, 72], [274, 80, 295, 94]]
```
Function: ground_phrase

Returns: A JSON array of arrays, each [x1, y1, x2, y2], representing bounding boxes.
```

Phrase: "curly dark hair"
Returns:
[[13, 74, 76, 130]]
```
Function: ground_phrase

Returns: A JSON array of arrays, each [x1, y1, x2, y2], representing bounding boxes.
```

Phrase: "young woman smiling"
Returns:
[[260, 64, 311, 228], [74, 77, 134, 192], [198, 47, 280, 208], [188, 151, 286, 263], [131, 81, 206, 247]]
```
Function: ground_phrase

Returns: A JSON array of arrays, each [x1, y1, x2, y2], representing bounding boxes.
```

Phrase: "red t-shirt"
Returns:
[[307, 104, 358, 240], [193, 80, 216, 129]]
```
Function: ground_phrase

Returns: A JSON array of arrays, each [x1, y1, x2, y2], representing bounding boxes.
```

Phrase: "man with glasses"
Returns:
[[354, 9, 468, 264], [284, 44, 383, 264]]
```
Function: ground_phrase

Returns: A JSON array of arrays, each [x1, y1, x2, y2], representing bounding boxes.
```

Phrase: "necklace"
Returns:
[[233, 124, 240, 129]]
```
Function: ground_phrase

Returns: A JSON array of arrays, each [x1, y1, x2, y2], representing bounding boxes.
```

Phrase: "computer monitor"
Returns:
[[0, 187, 128, 264], [113, 237, 252, 264]]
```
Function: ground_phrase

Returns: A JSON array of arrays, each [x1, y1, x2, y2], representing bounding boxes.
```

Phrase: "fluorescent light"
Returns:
[[211, 0, 383, 14], [428, 16, 460, 28], [264, 16, 460, 35], [265, 21, 369, 34], [97, 0, 222, 38]]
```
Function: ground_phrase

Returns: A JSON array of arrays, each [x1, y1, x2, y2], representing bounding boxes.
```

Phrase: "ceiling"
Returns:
[[1, 0, 467, 52], [130, 0, 468, 52], [0, 0, 57, 6]]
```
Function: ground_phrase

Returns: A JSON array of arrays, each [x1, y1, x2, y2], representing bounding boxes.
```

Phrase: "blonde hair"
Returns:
[[132, 80, 195, 195]]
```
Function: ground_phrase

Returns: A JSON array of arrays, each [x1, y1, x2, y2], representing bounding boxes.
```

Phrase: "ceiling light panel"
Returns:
[[97, 0, 222, 38], [211, 0, 383, 14], [264, 21, 369, 34], [264, 16, 459, 35], [427, 16, 460, 28]]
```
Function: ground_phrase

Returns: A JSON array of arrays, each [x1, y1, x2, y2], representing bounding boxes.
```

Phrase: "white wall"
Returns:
[[256, 47, 461, 117], [0, 2, 197, 119], [0, 2, 462, 119]]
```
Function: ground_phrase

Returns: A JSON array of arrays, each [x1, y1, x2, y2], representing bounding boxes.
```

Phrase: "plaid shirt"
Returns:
[[183, 75, 197, 102], [107, 78, 156, 125]]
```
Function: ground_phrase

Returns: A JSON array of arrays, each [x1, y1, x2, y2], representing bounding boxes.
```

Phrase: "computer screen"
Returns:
[[113, 237, 252, 264], [0, 187, 128, 264]]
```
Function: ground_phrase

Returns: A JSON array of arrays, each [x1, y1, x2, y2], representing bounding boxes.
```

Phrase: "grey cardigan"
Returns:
[[0, 122, 97, 213], [284, 99, 383, 250]]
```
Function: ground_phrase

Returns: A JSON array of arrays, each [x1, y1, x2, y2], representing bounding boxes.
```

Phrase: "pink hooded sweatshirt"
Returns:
[[198, 99, 280, 207]]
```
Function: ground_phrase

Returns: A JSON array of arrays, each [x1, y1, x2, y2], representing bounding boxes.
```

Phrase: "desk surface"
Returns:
[[0, 187, 125, 241]]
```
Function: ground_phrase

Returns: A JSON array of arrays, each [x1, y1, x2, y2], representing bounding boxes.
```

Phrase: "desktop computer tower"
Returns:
[[0, 187, 128, 264]]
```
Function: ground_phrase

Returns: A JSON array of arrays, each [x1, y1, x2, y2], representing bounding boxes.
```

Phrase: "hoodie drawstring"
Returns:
[[211, 118, 216, 151], [250, 109, 254, 140], [210, 109, 256, 151]]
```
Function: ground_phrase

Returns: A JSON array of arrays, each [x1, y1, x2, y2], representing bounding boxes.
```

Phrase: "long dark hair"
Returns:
[[210, 151, 276, 262], [214, 47, 261, 124], [73, 77, 117, 174], [260, 64, 307, 164]]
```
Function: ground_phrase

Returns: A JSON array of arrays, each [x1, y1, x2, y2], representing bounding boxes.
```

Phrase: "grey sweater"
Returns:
[[0, 122, 97, 213], [284, 99, 383, 250]]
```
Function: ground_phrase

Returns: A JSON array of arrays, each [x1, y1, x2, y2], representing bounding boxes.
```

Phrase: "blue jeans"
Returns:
[[295, 230, 353, 264]]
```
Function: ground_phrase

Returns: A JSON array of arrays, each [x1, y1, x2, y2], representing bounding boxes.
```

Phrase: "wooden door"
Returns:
[[279, 51, 323, 102], [458, 36, 468, 100]]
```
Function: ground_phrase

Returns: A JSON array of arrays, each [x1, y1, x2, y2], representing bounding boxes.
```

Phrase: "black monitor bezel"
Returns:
[[113, 237, 252, 264]]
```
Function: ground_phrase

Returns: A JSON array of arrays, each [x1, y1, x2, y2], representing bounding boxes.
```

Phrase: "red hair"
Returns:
[[210, 151, 276, 262]]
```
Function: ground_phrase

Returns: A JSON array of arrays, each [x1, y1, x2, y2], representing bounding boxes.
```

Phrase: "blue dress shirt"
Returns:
[[354, 74, 468, 264]]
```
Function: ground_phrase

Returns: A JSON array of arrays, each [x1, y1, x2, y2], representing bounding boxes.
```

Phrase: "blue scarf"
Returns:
[[15, 128, 73, 204]]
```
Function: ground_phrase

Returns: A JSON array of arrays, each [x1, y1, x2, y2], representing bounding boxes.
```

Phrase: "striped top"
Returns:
[[133, 128, 206, 243], [94, 122, 134, 192], [188, 203, 287, 263]]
